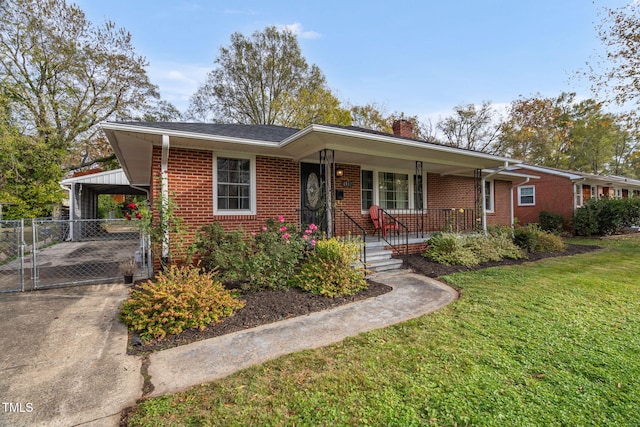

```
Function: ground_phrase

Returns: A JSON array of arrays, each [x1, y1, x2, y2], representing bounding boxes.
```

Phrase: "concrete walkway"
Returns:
[[148, 272, 458, 397], [0, 271, 457, 426]]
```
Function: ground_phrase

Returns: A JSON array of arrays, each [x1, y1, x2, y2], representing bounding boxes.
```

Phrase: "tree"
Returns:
[[565, 99, 620, 175], [499, 93, 575, 167], [590, 3, 640, 112], [350, 102, 393, 133], [500, 93, 637, 176], [437, 101, 503, 153], [188, 26, 350, 127], [0, 0, 159, 165], [0, 92, 64, 218]]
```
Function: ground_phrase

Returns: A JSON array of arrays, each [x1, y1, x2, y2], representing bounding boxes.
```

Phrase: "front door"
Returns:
[[300, 163, 324, 229]]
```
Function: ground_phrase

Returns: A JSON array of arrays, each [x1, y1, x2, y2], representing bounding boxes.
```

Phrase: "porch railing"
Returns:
[[375, 207, 409, 259], [333, 208, 367, 267], [372, 208, 478, 237]]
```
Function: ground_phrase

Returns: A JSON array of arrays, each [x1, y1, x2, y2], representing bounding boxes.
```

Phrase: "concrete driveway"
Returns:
[[0, 283, 142, 427]]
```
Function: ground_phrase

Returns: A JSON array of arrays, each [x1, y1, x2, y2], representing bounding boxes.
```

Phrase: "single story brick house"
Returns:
[[508, 164, 640, 230], [102, 120, 532, 263]]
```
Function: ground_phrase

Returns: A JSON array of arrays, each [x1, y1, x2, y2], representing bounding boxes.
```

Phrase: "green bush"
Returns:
[[573, 197, 640, 236], [480, 229, 526, 261], [193, 218, 318, 292], [514, 224, 566, 252], [425, 231, 526, 267], [119, 265, 245, 342], [534, 231, 567, 252], [291, 237, 367, 297], [193, 222, 249, 282], [513, 226, 537, 252], [539, 211, 564, 233], [424, 232, 479, 267]]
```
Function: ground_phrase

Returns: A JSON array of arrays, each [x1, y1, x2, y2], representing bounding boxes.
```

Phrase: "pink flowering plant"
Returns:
[[193, 216, 321, 292]]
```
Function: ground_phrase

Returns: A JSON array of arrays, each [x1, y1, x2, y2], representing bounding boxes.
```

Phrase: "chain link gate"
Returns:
[[0, 219, 26, 292], [0, 219, 151, 292]]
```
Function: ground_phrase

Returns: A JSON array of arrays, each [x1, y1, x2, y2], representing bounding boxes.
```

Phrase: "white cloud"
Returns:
[[278, 22, 322, 39], [147, 62, 211, 112], [223, 8, 257, 15]]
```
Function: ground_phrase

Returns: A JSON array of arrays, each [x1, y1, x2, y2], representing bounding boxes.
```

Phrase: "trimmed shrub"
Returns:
[[291, 237, 367, 297], [193, 222, 248, 282], [481, 229, 526, 261], [513, 225, 538, 252], [119, 265, 245, 342], [539, 211, 564, 233], [514, 224, 566, 252], [534, 231, 567, 252], [425, 231, 526, 267], [573, 197, 640, 236], [424, 232, 479, 267]]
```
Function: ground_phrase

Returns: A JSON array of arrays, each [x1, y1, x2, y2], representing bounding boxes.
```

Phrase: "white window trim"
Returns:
[[360, 167, 427, 213], [518, 185, 536, 206], [213, 153, 257, 215], [576, 184, 583, 208], [485, 180, 495, 213]]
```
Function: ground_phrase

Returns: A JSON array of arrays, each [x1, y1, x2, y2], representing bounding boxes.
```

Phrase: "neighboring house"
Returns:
[[101, 120, 529, 263], [509, 164, 640, 230]]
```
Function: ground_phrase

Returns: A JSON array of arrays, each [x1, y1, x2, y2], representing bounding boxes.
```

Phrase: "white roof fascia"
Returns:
[[489, 170, 540, 180], [100, 122, 281, 149], [60, 168, 130, 185], [509, 164, 582, 180]]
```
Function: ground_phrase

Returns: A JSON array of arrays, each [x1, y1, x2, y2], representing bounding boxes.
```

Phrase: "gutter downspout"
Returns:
[[482, 161, 509, 233], [161, 135, 170, 267]]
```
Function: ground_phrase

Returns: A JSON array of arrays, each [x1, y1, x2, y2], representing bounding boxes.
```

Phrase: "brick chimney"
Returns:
[[392, 119, 414, 138]]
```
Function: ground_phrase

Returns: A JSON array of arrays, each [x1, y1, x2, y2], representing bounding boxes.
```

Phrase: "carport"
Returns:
[[59, 169, 147, 240]]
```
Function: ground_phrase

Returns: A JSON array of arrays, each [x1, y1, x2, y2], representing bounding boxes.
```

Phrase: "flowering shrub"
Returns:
[[193, 217, 321, 292], [121, 200, 143, 220], [119, 265, 245, 342], [291, 237, 367, 297]]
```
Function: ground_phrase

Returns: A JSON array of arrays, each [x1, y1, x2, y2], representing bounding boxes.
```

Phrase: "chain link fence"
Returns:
[[0, 219, 151, 292]]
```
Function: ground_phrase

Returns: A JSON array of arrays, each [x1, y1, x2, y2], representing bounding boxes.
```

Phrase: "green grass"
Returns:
[[127, 237, 640, 426]]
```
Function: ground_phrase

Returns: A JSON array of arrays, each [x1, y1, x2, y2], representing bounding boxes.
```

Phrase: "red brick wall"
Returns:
[[150, 147, 300, 241], [487, 180, 512, 227], [511, 169, 574, 228], [148, 147, 518, 263]]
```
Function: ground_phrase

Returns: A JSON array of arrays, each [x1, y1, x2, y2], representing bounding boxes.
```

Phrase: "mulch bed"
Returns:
[[127, 243, 602, 355]]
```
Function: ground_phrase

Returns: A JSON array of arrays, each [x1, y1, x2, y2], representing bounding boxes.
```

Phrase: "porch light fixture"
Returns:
[[335, 168, 344, 177]]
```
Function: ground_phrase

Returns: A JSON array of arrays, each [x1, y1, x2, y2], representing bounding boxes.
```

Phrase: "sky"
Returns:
[[75, 0, 632, 123]]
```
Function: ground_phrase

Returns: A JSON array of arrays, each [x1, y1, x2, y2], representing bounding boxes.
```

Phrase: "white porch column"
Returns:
[[161, 134, 170, 265]]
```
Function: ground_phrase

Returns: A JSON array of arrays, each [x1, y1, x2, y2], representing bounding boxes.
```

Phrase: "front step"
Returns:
[[365, 245, 404, 274]]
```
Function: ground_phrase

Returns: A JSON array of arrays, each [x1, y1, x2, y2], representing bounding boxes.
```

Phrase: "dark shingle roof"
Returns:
[[113, 122, 300, 142]]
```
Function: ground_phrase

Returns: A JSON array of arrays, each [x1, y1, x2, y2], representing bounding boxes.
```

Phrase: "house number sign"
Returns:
[[341, 181, 353, 187]]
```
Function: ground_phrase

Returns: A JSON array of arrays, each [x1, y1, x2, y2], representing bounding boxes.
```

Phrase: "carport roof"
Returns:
[[60, 168, 146, 194]]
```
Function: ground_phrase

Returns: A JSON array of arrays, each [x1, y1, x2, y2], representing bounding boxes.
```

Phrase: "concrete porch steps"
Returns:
[[365, 243, 404, 274]]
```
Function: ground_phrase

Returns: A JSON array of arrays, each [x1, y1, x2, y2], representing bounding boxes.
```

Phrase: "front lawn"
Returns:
[[125, 236, 640, 426]]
